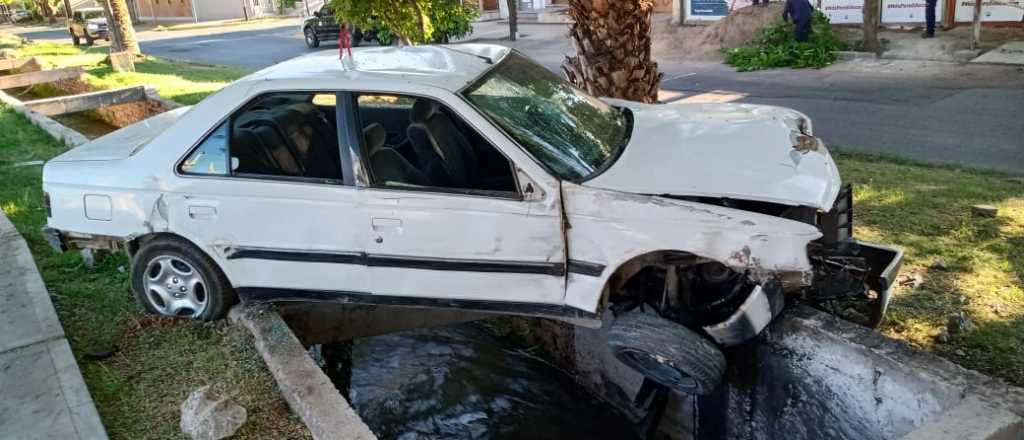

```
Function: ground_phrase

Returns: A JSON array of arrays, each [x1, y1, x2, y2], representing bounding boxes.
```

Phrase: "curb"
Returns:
[[0, 212, 108, 440], [229, 305, 377, 440], [0, 89, 89, 148]]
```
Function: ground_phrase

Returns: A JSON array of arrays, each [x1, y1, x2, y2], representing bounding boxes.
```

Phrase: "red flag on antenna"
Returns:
[[339, 23, 353, 60]]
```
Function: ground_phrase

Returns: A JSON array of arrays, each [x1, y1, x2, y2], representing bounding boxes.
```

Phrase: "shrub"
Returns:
[[722, 11, 846, 72]]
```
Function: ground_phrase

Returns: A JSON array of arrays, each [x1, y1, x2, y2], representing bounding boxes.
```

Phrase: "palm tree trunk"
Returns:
[[562, 0, 661, 103], [37, 0, 56, 24], [862, 0, 881, 53], [107, 0, 140, 55]]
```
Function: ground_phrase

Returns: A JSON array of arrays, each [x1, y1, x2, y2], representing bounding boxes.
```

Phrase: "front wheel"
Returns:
[[130, 236, 236, 320], [304, 27, 320, 48], [84, 34, 94, 45], [608, 311, 726, 395]]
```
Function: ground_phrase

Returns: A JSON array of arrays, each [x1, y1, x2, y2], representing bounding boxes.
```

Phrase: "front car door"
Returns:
[[343, 91, 571, 313]]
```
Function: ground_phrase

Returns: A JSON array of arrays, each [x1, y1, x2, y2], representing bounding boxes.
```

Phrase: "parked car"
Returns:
[[42, 45, 902, 395], [301, 4, 391, 49], [9, 9, 31, 22], [69, 7, 108, 46]]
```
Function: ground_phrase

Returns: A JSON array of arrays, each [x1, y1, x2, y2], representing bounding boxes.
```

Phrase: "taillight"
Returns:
[[44, 192, 52, 217]]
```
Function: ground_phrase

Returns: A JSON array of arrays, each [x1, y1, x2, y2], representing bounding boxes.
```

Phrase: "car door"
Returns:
[[316, 5, 337, 37], [170, 92, 368, 299], [346, 93, 568, 308]]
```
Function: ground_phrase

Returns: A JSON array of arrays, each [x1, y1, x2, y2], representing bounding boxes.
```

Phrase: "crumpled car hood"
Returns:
[[584, 100, 842, 210]]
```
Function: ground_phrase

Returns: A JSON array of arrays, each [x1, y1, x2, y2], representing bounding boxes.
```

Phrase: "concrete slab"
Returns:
[[0, 212, 108, 440], [230, 305, 376, 440], [971, 41, 1024, 65]]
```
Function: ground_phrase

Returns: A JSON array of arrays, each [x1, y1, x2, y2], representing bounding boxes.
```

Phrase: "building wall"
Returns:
[[135, 0, 192, 18]]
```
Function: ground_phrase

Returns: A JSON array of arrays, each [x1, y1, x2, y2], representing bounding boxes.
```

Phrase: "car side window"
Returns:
[[180, 122, 228, 175], [228, 92, 344, 182], [354, 93, 518, 196]]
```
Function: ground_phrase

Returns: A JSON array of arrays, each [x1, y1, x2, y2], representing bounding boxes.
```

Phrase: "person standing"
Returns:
[[922, 0, 938, 38], [783, 0, 814, 42]]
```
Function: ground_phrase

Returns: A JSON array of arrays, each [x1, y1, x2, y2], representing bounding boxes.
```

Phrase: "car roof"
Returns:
[[77, 7, 104, 12], [250, 44, 511, 92]]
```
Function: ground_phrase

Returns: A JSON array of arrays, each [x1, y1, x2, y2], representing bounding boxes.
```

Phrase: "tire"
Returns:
[[350, 27, 363, 47], [130, 236, 236, 321], [70, 31, 80, 46], [608, 311, 726, 395], [304, 27, 320, 48], [84, 34, 94, 45]]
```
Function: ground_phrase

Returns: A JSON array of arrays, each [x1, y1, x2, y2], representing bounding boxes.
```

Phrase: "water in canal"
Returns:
[[347, 322, 639, 440]]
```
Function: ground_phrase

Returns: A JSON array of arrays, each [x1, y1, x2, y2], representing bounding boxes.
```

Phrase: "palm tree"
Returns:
[[562, 0, 661, 103], [105, 0, 140, 55]]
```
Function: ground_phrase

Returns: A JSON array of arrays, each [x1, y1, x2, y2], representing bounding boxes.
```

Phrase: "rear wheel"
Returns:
[[130, 237, 236, 320], [608, 311, 726, 395], [304, 27, 320, 48], [70, 31, 80, 45]]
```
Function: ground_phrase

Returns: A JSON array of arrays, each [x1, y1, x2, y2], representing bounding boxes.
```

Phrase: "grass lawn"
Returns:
[[0, 35, 248, 105], [834, 151, 1024, 384]]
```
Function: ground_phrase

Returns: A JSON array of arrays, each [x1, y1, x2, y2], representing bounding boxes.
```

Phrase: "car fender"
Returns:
[[561, 182, 820, 313]]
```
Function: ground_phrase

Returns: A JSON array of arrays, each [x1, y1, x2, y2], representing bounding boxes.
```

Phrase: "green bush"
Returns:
[[722, 11, 846, 72]]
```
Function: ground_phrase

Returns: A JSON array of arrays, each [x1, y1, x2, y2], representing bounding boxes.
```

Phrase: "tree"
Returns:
[[275, 0, 298, 15], [562, 0, 661, 103], [505, 0, 517, 41], [331, 0, 479, 45], [35, 0, 56, 24], [861, 0, 880, 53], [105, 0, 140, 55]]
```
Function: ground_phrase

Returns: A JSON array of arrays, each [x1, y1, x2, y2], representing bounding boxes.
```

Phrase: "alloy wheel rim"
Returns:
[[143, 255, 208, 318]]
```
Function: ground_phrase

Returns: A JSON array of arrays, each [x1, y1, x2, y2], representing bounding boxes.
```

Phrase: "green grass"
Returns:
[[834, 150, 1024, 384], [1, 34, 248, 105]]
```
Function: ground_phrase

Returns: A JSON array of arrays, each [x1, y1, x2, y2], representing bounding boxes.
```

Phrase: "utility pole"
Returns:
[[506, 0, 517, 40], [971, 0, 982, 49]]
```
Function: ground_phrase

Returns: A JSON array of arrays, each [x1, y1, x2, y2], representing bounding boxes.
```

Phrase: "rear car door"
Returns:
[[171, 91, 367, 300]]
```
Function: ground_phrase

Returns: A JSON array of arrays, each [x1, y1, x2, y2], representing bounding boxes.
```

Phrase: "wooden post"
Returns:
[[971, 0, 982, 49]]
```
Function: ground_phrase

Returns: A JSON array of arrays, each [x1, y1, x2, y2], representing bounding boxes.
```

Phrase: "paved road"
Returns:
[[6, 20, 1023, 174]]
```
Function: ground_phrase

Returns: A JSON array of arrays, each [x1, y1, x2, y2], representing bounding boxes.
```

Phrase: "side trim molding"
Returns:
[[226, 246, 581, 277], [567, 259, 606, 277], [237, 287, 599, 319]]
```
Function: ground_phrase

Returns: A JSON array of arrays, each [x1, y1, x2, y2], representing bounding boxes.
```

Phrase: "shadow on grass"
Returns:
[[836, 151, 1024, 385]]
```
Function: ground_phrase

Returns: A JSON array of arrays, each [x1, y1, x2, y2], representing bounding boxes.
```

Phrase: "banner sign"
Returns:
[[686, 0, 755, 20], [954, 0, 1024, 21], [881, 0, 944, 22], [820, 0, 865, 23]]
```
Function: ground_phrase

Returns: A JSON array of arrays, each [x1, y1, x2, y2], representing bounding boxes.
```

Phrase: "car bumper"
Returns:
[[703, 279, 785, 346], [850, 240, 904, 321], [42, 227, 66, 253]]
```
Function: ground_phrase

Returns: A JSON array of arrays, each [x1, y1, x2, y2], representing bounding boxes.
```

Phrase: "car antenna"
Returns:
[[440, 45, 493, 64]]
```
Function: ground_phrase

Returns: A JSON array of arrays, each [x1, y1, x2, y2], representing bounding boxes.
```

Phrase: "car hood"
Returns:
[[86, 18, 107, 25], [584, 100, 841, 210], [48, 106, 191, 163]]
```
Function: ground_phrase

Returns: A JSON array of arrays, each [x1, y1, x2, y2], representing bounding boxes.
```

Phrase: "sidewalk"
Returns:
[[0, 212, 107, 440]]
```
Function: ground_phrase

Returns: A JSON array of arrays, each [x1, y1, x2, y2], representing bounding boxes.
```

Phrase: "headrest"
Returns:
[[409, 99, 439, 123], [362, 123, 387, 153]]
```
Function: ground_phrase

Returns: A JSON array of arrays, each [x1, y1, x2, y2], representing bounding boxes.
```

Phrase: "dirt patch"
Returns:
[[652, 4, 786, 61], [48, 78, 171, 129]]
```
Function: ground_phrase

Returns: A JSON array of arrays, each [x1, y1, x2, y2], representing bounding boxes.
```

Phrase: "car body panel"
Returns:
[[42, 45, 898, 329], [587, 99, 841, 210]]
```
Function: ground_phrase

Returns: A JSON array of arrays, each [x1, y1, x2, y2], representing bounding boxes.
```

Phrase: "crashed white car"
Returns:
[[42, 45, 901, 394]]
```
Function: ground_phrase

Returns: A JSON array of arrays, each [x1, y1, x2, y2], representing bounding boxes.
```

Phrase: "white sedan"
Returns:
[[42, 45, 901, 394]]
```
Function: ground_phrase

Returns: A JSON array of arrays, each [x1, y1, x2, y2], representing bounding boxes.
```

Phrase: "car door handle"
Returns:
[[371, 217, 402, 232], [188, 206, 217, 220]]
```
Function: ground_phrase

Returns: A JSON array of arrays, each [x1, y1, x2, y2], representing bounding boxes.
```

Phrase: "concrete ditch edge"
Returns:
[[229, 305, 377, 440], [0, 212, 108, 440], [0, 89, 89, 148]]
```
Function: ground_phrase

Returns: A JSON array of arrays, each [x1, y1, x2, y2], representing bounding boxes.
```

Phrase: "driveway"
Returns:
[[5, 19, 1023, 174]]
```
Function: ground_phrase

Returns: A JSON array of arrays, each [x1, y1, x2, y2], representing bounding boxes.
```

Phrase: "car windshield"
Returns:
[[82, 11, 104, 19], [462, 52, 631, 181]]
